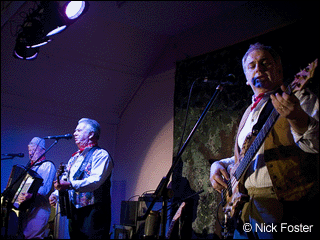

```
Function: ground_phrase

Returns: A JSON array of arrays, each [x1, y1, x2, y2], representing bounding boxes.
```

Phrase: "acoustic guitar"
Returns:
[[56, 163, 73, 219]]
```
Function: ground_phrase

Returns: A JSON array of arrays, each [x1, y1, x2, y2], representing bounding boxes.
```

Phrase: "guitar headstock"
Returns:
[[57, 163, 66, 179], [291, 58, 318, 92], [172, 202, 186, 221]]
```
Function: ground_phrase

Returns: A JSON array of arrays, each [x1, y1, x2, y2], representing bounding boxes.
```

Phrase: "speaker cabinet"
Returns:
[[113, 225, 134, 239], [119, 195, 167, 238], [120, 201, 139, 226]]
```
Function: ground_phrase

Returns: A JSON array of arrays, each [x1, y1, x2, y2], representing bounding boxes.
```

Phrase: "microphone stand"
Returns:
[[137, 84, 224, 239], [1, 139, 59, 239], [25, 139, 58, 167], [1, 156, 15, 160]]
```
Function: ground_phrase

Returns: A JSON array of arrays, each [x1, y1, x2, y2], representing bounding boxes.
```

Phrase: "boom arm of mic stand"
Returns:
[[137, 85, 224, 225], [27, 139, 59, 167], [1, 156, 14, 160]]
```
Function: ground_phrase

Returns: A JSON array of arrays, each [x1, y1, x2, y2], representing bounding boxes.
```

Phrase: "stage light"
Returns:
[[44, 1, 89, 36], [46, 25, 67, 37], [64, 1, 86, 20], [13, 41, 39, 60], [13, 1, 89, 60], [42, 1, 68, 37]]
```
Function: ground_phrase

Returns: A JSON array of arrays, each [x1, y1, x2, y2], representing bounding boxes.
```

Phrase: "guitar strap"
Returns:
[[32, 159, 55, 172], [252, 85, 285, 134], [235, 97, 275, 162], [73, 146, 100, 180], [252, 99, 274, 134]]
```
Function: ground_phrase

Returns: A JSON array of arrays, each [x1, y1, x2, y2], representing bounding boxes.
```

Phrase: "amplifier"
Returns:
[[113, 225, 134, 239], [119, 195, 166, 238], [120, 201, 139, 226]]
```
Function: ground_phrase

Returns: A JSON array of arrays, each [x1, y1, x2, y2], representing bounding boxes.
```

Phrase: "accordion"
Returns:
[[3, 164, 43, 210]]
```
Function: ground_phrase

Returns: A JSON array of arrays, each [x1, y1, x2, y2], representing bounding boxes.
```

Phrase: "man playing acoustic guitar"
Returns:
[[49, 118, 114, 239], [210, 43, 318, 239]]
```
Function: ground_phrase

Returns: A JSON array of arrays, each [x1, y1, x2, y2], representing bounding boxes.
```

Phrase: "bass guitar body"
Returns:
[[221, 168, 249, 220], [220, 161, 250, 239]]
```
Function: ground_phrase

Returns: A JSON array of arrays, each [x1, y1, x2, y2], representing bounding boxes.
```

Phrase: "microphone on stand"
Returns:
[[44, 134, 73, 140], [202, 74, 237, 85], [1, 153, 25, 158]]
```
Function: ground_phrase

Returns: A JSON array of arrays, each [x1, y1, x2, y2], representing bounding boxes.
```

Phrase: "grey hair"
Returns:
[[78, 118, 101, 140], [242, 42, 281, 72]]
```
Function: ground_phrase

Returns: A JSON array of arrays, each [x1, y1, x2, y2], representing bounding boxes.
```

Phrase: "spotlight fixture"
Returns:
[[13, 1, 89, 60], [14, 42, 39, 60], [64, 1, 86, 20]]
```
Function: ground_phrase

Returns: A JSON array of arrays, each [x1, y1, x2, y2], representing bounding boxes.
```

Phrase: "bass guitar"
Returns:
[[219, 59, 318, 237]]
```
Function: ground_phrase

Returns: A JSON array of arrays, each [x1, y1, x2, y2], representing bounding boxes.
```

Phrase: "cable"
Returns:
[[127, 194, 140, 201], [177, 79, 197, 152], [141, 190, 155, 196], [216, 201, 226, 229]]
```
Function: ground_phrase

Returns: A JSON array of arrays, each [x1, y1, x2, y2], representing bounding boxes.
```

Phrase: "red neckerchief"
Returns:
[[71, 143, 97, 157], [251, 93, 265, 111]]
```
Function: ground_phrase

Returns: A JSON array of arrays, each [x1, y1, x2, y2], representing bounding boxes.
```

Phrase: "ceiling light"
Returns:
[[42, 1, 68, 37], [65, 1, 86, 20], [13, 41, 39, 60], [46, 25, 67, 37], [13, 1, 89, 60]]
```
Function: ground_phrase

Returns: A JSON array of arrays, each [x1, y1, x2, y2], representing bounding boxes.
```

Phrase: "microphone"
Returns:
[[44, 134, 73, 140], [202, 74, 237, 85], [2, 153, 24, 158]]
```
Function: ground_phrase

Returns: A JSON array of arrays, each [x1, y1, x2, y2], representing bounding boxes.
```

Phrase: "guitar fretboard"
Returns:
[[233, 108, 279, 180], [233, 84, 294, 181]]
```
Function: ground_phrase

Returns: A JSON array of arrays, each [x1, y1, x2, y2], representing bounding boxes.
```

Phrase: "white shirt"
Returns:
[[31, 160, 56, 197], [51, 147, 114, 208], [23, 160, 56, 239], [69, 148, 113, 192]]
